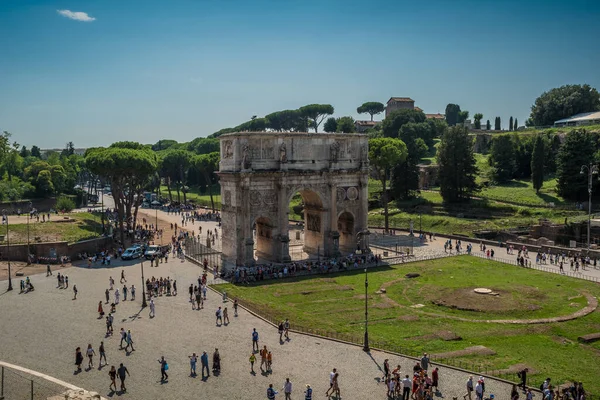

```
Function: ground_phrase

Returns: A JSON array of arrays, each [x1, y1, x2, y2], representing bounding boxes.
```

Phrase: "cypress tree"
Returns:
[[509, 116, 514, 131], [531, 134, 545, 192], [514, 118, 518, 130], [486, 120, 491, 130]]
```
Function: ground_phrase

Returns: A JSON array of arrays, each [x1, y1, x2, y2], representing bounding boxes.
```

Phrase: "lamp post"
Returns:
[[3, 210, 12, 291], [580, 164, 598, 251], [101, 188, 105, 233], [363, 267, 369, 352], [26, 202, 32, 265], [141, 260, 147, 308]]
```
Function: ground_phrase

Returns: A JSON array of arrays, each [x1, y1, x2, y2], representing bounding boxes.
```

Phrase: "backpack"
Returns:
[[216, 311, 219, 317], [540, 383, 545, 391]]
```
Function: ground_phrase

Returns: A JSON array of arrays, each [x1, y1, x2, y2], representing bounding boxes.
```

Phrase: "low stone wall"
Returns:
[[0, 236, 113, 262]]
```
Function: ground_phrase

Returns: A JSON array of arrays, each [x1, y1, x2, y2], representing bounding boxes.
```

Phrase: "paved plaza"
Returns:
[[0, 253, 515, 399]]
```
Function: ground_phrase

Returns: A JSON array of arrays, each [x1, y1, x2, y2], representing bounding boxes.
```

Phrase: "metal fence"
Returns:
[[468, 252, 600, 283], [184, 237, 222, 270], [0, 366, 68, 400]]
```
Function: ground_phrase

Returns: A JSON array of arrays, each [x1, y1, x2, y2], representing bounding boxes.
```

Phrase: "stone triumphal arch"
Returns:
[[218, 132, 369, 267]]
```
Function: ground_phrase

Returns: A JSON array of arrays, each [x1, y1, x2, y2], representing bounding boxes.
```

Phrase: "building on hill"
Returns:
[[425, 113, 445, 120], [554, 111, 600, 127], [385, 97, 415, 117], [354, 120, 379, 133]]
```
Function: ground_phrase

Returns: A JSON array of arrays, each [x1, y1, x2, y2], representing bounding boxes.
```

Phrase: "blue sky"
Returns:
[[1, 0, 599, 148]]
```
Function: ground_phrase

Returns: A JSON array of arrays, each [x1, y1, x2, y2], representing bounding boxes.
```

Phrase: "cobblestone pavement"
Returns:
[[0, 256, 514, 400]]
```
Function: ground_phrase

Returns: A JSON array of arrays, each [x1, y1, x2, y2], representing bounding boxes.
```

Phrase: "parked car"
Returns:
[[144, 245, 160, 259], [121, 247, 142, 260]]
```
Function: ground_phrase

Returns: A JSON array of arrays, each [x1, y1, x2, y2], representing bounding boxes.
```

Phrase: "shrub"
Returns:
[[55, 196, 76, 212]]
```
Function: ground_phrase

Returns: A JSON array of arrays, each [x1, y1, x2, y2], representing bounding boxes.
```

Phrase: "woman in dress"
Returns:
[[98, 301, 104, 318], [75, 347, 83, 372], [108, 365, 117, 391]]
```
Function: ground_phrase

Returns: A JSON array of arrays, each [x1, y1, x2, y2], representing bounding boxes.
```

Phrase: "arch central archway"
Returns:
[[288, 188, 325, 259], [254, 216, 277, 261]]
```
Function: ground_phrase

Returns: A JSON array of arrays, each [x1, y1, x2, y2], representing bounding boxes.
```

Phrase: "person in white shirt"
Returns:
[[325, 368, 336, 397], [387, 378, 396, 398], [402, 375, 412, 400], [282, 377, 292, 400]]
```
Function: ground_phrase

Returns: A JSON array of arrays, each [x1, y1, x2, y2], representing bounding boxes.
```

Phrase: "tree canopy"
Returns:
[[445, 104, 461, 126], [437, 126, 478, 202], [556, 129, 598, 201], [357, 102, 385, 121], [529, 84, 600, 126], [381, 109, 426, 139], [86, 146, 158, 244], [299, 104, 334, 133], [369, 138, 408, 232]]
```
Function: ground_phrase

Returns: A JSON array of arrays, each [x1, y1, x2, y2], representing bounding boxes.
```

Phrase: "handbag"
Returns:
[[164, 363, 169, 371]]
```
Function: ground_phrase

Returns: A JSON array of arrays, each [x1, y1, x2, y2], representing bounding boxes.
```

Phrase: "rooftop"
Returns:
[[355, 120, 378, 126], [387, 97, 414, 103], [425, 113, 445, 120], [554, 111, 600, 124]]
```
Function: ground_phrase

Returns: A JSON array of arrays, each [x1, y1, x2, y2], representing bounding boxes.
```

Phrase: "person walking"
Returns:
[[125, 330, 135, 352], [420, 352, 430, 371], [223, 307, 229, 325], [282, 377, 292, 400], [267, 383, 278, 399], [99, 341, 107, 367], [304, 384, 313, 400], [518, 368, 528, 391], [117, 363, 130, 392], [332, 370, 340, 398], [131, 285, 136, 301], [105, 288, 110, 304], [212, 348, 221, 373], [267, 351, 273, 372], [123, 285, 128, 301], [278, 321, 284, 342], [46, 264, 52, 276], [402, 375, 411, 400], [201, 351, 210, 378], [158, 356, 168, 382], [432, 367, 439, 391], [120, 270, 126, 283], [98, 301, 104, 318], [119, 328, 127, 348], [108, 366, 117, 391], [382, 359, 390, 381], [189, 353, 198, 376], [325, 368, 337, 397], [260, 346, 268, 371], [215, 306, 223, 325], [234, 298, 239, 316], [75, 347, 83, 372], [464, 376, 474, 400], [249, 353, 256, 373], [284, 318, 290, 340], [72, 284, 77, 300], [114, 288, 120, 305], [252, 328, 259, 352], [65, 275, 69, 288], [86, 344, 96, 369], [109, 276, 114, 290], [149, 299, 155, 318]]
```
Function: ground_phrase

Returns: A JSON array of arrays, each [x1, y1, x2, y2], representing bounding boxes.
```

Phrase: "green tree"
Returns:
[[438, 126, 478, 203], [486, 120, 491, 130], [186, 138, 219, 154], [556, 129, 597, 201], [514, 118, 519, 130], [85, 147, 158, 244], [323, 117, 337, 133], [530, 84, 600, 126], [399, 122, 435, 150], [473, 113, 483, 129], [369, 138, 408, 232], [299, 104, 334, 133], [490, 135, 516, 183], [110, 141, 145, 150], [457, 111, 469, 124], [357, 102, 385, 121], [152, 140, 179, 151], [30, 145, 42, 158], [19, 146, 30, 158], [494, 117, 501, 130], [531, 134, 545, 193], [56, 195, 76, 212], [509, 116, 514, 131], [61, 141, 75, 157], [161, 149, 193, 203], [336, 116, 356, 133], [381, 109, 426, 139], [193, 152, 220, 211], [445, 104, 461, 126], [513, 134, 534, 179]]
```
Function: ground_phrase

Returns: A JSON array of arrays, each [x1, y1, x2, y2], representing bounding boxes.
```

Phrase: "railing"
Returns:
[[468, 252, 600, 283], [0, 365, 68, 400]]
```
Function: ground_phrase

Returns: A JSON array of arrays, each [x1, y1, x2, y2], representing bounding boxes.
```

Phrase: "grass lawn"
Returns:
[[215, 256, 600, 392], [479, 178, 566, 207], [5, 212, 103, 244], [159, 185, 221, 209]]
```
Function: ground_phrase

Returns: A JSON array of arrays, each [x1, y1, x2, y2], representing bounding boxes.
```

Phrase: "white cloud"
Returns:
[[57, 9, 96, 22]]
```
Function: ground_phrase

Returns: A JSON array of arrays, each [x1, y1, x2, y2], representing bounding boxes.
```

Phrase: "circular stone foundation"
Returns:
[[474, 288, 493, 294]]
